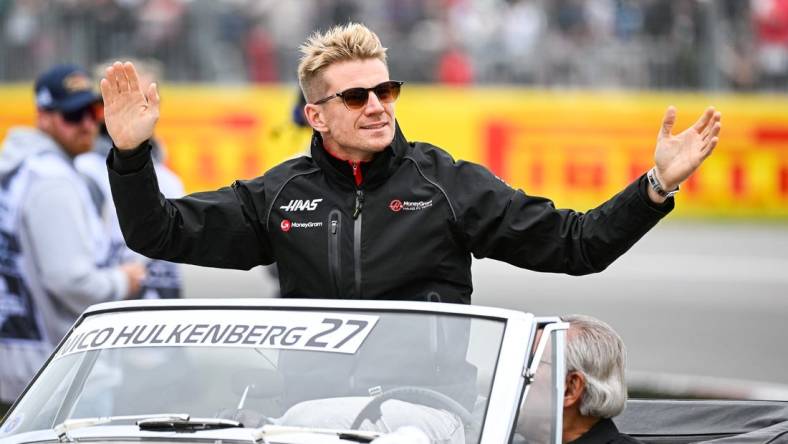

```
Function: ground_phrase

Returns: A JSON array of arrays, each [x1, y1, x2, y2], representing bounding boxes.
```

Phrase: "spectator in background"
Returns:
[[245, 21, 278, 83], [0, 64, 145, 412], [753, 0, 788, 88], [500, 0, 546, 83], [436, 43, 473, 84], [1, 0, 43, 80], [77, 58, 184, 300]]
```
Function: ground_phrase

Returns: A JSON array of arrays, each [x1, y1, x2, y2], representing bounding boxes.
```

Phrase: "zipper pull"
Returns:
[[351, 161, 363, 187], [331, 219, 338, 234], [353, 190, 365, 219]]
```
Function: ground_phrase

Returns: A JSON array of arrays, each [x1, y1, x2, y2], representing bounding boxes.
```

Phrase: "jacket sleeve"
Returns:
[[22, 178, 129, 314], [107, 143, 273, 269], [450, 160, 673, 275]]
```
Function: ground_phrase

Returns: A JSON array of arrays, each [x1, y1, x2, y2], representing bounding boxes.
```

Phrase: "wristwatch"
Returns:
[[647, 167, 679, 198]]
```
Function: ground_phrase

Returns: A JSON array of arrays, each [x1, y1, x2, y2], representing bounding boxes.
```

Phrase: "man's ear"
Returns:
[[564, 371, 586, 409], [304, 103, 328, 132]]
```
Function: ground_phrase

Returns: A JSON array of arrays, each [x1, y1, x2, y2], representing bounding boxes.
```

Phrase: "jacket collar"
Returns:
[[567, 418, 623, 444], [310, 121, 408, 190]]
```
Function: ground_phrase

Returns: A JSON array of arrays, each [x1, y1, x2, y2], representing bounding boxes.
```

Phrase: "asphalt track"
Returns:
[[181, 221, 788, 400]]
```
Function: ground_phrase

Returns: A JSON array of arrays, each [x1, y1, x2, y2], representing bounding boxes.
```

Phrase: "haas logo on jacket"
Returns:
[[389, 200, 403, 212], [280, 199, 323, 212]]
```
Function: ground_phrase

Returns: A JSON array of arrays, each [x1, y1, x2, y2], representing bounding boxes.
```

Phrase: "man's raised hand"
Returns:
[[100, 61, 160, 150], [653, 106, 722, 191]]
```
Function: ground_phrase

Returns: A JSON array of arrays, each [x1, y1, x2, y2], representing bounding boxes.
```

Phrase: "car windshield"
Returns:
[[2, 307, 507, 443]]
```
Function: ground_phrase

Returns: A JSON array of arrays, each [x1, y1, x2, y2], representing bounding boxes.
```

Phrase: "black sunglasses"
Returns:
[[61, 104, 102, 124], [313, 80, 404, 110]]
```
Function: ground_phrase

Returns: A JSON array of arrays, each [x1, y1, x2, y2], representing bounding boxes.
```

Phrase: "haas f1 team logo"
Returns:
[[389, 200, 403, 212], [280, 199, 323, 212], [280, 219, 292, 232]]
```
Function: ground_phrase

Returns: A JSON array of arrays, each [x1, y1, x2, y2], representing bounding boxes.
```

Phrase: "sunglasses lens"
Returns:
[[375, 81, 401, 102], [62, 109, 85, 123], [62, 105, 101, 124], [338, 81, 403, 109], [342, 88, 370, 109]]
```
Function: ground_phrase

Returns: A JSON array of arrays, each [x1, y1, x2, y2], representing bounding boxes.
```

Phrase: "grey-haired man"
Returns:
[[560, 315, 642, 444], [517, 315, 641, 443]]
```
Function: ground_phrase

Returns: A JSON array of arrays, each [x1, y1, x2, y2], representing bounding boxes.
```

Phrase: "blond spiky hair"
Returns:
[[298, 23, 388, 102]]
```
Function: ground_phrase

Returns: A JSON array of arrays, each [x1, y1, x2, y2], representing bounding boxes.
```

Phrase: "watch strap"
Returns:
[[647, 167, 679, 198]]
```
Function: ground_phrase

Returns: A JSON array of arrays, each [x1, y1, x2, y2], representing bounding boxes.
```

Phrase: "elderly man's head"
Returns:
[[561, 314, 628, 441]]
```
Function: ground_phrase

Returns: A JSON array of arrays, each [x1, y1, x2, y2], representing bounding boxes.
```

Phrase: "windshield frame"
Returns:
[[519, 318, 569, 444]]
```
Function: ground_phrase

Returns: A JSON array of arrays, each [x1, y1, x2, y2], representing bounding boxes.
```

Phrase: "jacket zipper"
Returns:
[[353, 189, 364, 298], [327, 210, 342, 298]]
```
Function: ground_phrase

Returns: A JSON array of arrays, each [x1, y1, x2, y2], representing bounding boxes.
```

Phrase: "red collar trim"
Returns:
[[324, 147, 368, 186]]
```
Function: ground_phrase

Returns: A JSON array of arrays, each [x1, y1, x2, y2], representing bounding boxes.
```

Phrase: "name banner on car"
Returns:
[[55, 310, 379, 359]]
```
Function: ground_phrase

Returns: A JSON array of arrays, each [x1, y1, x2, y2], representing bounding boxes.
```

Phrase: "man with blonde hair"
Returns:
[[100, 21, 719, 416], [101, 22, 720, 304]]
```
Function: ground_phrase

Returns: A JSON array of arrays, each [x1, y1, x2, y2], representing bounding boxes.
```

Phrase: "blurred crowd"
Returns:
[[0, 0, 786, 90]]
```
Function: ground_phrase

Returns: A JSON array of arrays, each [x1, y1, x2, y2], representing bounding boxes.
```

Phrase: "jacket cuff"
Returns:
[[107, 141, 153, 174]]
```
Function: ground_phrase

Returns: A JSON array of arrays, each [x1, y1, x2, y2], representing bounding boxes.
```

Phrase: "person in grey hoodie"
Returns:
[[0, 64, 145, 413]]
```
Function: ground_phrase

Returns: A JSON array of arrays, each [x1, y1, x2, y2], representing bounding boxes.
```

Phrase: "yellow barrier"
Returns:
[[2, 84, 787, 218]]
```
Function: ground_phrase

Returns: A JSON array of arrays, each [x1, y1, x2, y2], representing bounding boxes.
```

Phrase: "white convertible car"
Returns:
[[0, 299, 568, 444], [4, 299, 787, 443]]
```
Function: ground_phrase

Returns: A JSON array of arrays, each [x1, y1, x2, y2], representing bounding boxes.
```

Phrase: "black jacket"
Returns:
[[107, 123, 672, 304], [569, 418, 644, 444]]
